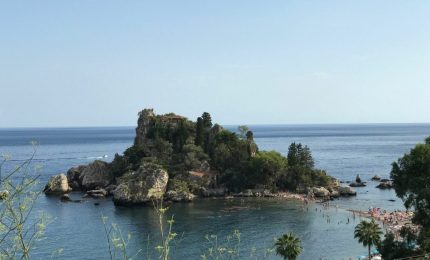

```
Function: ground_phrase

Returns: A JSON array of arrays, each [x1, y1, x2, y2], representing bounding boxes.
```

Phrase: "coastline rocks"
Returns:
[[371, 175, 381, 181], [349, 174, 366, 187], [80, 161, 113, 190], [201, 187, 227, 197], [165, 190, 195, 202], [330, 190, 340, 198], [355, 174, 362, 183], [376, 180, 394, 189], [43, 174, 70, 194], [337, 186, 357, 196], [310, 187, 330, 197], [113, 164, 168, 206], [349, 182, 366, 187], [67, 165, 87, 190], [105, 184, 117, 196], [60, 194, 72, 202], [86, 189, 108, 198]]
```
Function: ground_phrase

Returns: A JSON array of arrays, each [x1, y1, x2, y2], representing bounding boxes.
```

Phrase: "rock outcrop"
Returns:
[[337, 186, 357, 196], [201, 187, 227, 197], [376, 180, 394, 189], [86, 189, 108, 198], [165, 190, 195, 202], [80, 161, 113, 190], [66, 165, 87, 190], [349, 174, 366, 187], [134, 109, 155, 147], [113, 164, 169, 206], [371, 175, 381, 181], [310, 187, 330, 197], [349, 182, 366, 187], [43, 174, 70, 194]]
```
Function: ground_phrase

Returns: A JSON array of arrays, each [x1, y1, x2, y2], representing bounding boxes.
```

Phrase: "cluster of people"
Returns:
[[367, 207, 413, 226]]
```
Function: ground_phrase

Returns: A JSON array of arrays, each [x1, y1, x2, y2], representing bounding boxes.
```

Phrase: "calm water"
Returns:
[[1, 124, 429, 259]]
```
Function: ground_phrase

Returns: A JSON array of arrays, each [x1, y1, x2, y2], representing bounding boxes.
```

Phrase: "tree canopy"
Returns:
[[391, 137, 430, 251]]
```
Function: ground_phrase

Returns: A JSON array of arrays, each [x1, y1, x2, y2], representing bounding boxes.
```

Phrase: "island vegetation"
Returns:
[[41, 108, 349, 206]]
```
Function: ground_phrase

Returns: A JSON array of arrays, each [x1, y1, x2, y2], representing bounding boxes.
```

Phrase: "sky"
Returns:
[[1, 1, 430, 127]]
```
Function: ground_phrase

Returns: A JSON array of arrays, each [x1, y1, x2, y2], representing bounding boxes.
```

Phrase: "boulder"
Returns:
[[86, 189, 108, 198], [67, 165, 87, 190], [80, 161, 113, 190], [113, 164, 168, 206], [355, 174, 362, 183], [349, 182, 366, 187], [60, 194, 72, 202], [311, 187, 330, 197], [165, 190, 195, 202], [377, 181, 394, 189], [337, 186, 357, 196], [330, 190, 340, 198], [105, 184, 117, 196], [371, 175, 381, 181], [44, 174, 70, 194]]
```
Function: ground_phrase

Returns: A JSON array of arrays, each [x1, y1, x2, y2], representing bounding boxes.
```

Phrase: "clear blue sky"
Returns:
[[1, 1, 430, 127]]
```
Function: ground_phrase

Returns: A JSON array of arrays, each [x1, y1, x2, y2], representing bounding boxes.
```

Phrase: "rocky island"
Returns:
[[44, 109, 356, 205]]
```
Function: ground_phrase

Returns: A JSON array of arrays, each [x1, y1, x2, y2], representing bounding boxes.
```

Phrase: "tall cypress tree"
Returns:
[[195, 117, 204, 146]]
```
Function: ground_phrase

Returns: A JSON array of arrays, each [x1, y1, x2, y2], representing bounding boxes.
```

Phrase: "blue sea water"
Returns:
[[0, 124, 429, 259]]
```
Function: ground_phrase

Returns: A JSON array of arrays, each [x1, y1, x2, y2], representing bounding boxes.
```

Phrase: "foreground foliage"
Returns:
[[0, 147, 49, 259]]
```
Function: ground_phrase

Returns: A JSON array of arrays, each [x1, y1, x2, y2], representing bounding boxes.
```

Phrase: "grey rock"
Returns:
[[134, 109, 156, 146], [337, 186, 357, 196], [86, 189, 108, 198], [44, 174, 70, 194], [371, 175, 381, 181], [113, 164, 168, 206], [310, 187, 330, 197], [67, 165, 87, 189], [165, 190, 195, 202], [377, 181, 393, 189], [80, 161, 113, 190], [60, 194, 72, 202], [201, 187, 227, 197], [349, 182, 366, 187]]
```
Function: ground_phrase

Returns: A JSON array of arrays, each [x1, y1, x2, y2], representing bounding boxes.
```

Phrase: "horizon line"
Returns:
[[1, 121, 430, 130]]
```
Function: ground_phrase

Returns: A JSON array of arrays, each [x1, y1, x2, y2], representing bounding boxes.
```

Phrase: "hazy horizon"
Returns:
[[2, 1, 430, 127]]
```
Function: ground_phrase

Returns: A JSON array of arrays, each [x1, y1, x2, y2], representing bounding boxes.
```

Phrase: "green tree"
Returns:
[[377, 232, 418, 260], [287, 143, 314, 169], [390, 137, 430, 251], [195, 117, 204, 146], [354, 219, 382, 260], [246, 151, 288, 189], [274, 232, 303, 260], [238, 125, 249, 139], [201, 112, 212, 129]]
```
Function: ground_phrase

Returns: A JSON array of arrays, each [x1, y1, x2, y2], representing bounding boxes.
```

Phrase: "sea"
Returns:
[[0, 124, 429, 259]]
